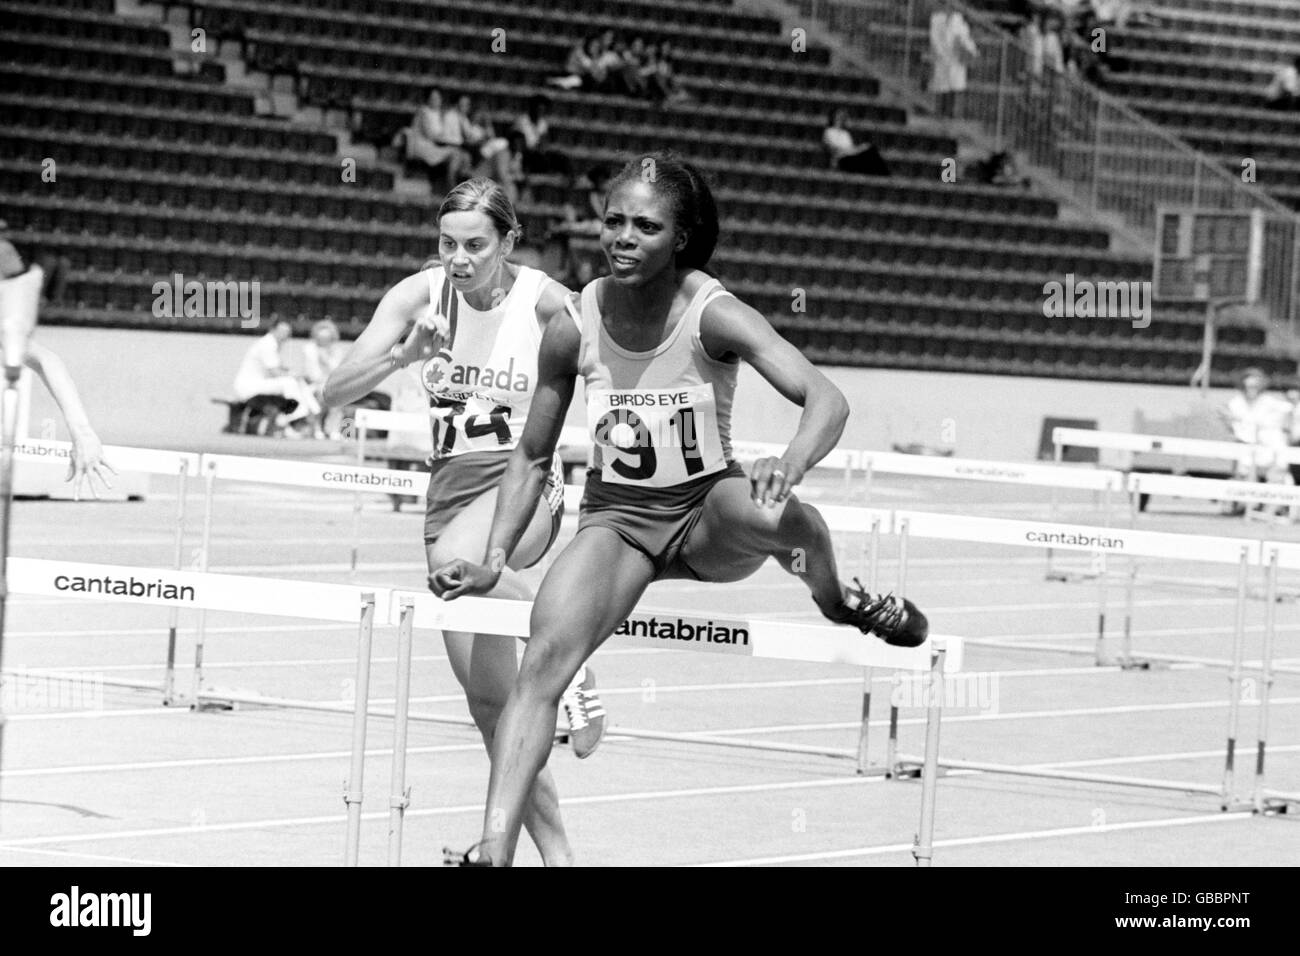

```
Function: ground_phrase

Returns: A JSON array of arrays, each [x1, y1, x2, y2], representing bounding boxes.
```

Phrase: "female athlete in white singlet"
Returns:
[[433, 153, 929, 865], [324, 178, 603, 867]]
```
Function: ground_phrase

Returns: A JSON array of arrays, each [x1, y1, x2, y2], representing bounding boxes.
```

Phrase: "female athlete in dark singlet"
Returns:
[[433, 154, 927, 866]]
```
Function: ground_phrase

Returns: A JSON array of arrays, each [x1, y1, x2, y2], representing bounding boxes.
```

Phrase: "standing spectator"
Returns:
[[823, 109, 892, 177], [1220, 367, 1295, 519], [232, 319, 319, 437], [303, 318, 346, 439], [513, 96, 573, 183], [403, 88, 466, 192], [1264, 56, 1300, 111], [929, 0, 979, 119], [1026, 11, 1065, 79]]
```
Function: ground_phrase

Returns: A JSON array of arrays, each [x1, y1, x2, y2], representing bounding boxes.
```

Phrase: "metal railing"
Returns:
[[773, 0, 1300, 336]]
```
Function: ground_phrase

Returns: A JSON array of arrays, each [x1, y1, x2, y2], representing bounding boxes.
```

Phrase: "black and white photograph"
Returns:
[[0, 0, 1295, 902]]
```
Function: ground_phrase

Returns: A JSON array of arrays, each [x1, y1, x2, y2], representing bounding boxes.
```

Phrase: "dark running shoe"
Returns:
[[828, 578, 929, 648], [442, 843, 493, 867]]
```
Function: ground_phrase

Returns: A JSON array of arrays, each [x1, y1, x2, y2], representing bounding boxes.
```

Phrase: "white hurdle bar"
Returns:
[[893, 508, 1262, 667], [15, 440, 201, 705], [859, 449, 1125, 584], [4, 555, 961, 867], [1054, 426, 1300, 470], [389, 587, 961, 867], [880, 511, 1299, 809]]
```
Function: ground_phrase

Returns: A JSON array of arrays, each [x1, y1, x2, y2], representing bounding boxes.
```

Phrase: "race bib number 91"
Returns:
[[589, 384, 726, 488]]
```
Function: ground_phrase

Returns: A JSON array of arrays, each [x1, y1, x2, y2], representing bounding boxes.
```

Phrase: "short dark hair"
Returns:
[[608, 150, 719, 271]]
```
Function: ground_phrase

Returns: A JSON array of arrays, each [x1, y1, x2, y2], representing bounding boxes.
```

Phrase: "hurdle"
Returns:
[[15, 440, 201, 704], [373, 587, 960, 867], [4, 555, 959, 867], [892, 508, 1262, 668], [874, 510, 1300, 810], [859, 449, 1126, 585]]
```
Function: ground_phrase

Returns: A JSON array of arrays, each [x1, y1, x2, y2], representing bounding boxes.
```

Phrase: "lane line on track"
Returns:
[[693, 812, 1255, 867]]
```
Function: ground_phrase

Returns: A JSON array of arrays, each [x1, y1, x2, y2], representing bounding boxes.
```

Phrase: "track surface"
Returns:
[[2, 462, 1297, 866]]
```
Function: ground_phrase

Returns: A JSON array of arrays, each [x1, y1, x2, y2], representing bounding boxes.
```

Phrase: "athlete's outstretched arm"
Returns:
[[24, 340, 116, 498], [322, 272, 441, 408], [431, 308, 581, 599], [700, 296, 850, 506]]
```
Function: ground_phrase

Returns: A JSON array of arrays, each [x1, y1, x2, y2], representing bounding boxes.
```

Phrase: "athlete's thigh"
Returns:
[[526, 526, 655, 668], [674, 475, 786, 583], [425, 485, 553, 574]]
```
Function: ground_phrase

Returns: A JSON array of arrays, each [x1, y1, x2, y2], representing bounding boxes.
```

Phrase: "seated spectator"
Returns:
[[457, 97, 516, 198], [596, 35, 631, 94], [232, 320, 320, 437], [619, 36, 650, 98], [513, 96, 573, 183], [403, 88, 467, 191], [304, 318, 346, 439], [644, 41, 690, 105], [549, 165, 613, 285], [1264, 56, 1300, 111], [550, 35, 603, 91], [968, 150, 1031, 188], [823, 109, 892, 177], [1220, 367, 1295, 519]]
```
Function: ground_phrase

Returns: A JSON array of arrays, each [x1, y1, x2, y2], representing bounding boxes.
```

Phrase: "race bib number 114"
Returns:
[[589, 384, 727, 488]]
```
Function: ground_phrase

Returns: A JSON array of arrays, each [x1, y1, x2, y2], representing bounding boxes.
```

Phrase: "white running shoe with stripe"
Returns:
[[559, 665, 606, 759]]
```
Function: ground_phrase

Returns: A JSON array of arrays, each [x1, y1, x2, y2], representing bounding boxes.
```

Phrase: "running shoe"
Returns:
[[827, 578, 929, 648], [442, 843, 492, 866], [559, 666, 606, 759]]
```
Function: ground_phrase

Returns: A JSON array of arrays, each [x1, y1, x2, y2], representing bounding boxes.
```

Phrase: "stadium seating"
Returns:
[[1, 0, 1294, 385]]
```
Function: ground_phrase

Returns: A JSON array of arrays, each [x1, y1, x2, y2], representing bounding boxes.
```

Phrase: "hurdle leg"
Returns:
[[1046, 442, 1063, 579], [1120, 556, 1138, 668], [912, 645, 946, 868], [1093, 550, 1109, 667], [886, 520, 910, 776], [350, 421, 365, 574], [344, 593, 377, 866], [387, 598, 415, 866], [189, 466, 216, 707], [1221, 547, 1251, 810], [1251, 550, 1279, 814], [163, 462, 188, 705], [855, 517, 882, 774]]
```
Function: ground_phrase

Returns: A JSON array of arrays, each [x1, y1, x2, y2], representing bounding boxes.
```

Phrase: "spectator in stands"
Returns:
[[548, 165, 613, 285], [823, 109, 892, 177], [457, 97, 517, 199], [643, 41, 690, 105], [618, 36, 650, 98], [1220, 367, 1295, 519], [232, 320, 320, 438], [968, 150, 1030, 188], [304, 318, 346, 439], [550, 35, 604, 91], [1026, 11, 1066, 79], [0, 239, 113, 497], [404, 88, 467, 192], [513, 96, 573, 184], [596, 35, 631, 94], [929, 0, 978, 119], [1264, 56, 1300, 111]]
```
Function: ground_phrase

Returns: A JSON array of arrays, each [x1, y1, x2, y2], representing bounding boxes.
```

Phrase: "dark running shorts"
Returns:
[[576, 460, 746, 580], [423, 450, 564, 568]]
